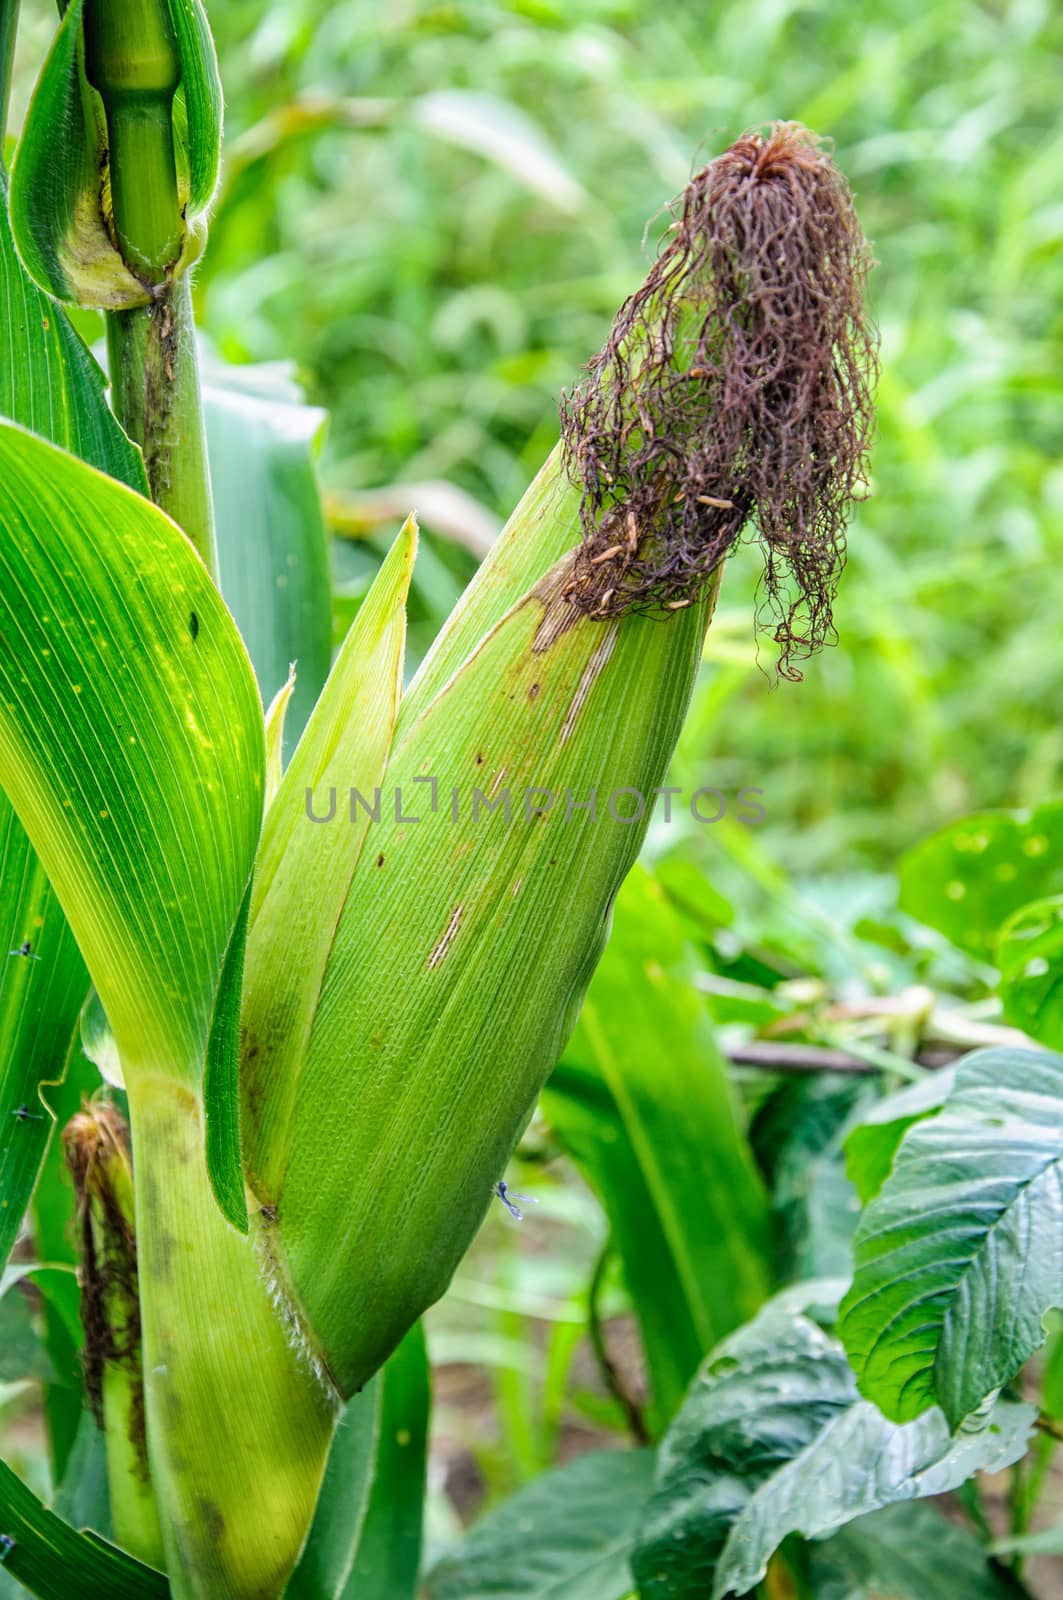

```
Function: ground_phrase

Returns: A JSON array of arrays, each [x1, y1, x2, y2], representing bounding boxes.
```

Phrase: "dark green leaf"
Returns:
[[633, 1286, 1032, 1600], [840, 1046, 1063, 1427], [0, 1456, 168, 1598], [426, 1448, 655, 1600], [752, 1073, 871, 1281], [809, 1501, 1028, 1599]]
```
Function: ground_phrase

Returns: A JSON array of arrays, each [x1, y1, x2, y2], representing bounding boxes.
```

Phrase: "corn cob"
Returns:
[[243, 123, 876, 1397]]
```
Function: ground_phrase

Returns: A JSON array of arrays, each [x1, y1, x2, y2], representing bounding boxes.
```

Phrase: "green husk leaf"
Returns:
[[9, 0, 221, 306], [242, 516, 416, 1198], [8, 0, 146, 307], [271, 543, 708, 1395], [164, 0, 222, 213]]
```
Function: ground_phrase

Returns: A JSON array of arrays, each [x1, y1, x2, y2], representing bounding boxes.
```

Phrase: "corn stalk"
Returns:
[[0, 0, 875, 1581]]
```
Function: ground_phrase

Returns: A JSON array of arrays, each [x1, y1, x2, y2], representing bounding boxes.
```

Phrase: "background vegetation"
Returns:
[[5, 0, 1063, 1593]]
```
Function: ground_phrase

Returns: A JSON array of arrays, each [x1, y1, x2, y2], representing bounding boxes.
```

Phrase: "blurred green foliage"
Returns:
[[184, 0, 1063, 877]]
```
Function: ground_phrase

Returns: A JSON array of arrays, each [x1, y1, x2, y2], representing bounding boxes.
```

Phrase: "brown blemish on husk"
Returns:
[[428, 905, 464, 969], [560, 122, 877, 679], [63, 1103, 149, 1477]]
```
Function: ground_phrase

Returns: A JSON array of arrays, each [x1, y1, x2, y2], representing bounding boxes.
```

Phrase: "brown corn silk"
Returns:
[[560, 122, 877, 678]]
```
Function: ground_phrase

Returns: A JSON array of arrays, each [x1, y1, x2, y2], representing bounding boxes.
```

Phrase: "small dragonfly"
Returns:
[[7, 941, 39, 961], [0, 1534, 14, 1562], [494, 1180, 538, 1223], [11, 1105, 43, 1123]]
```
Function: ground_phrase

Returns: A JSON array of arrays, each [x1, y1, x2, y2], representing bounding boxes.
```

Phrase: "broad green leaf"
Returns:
[[425, 1448, 656, 1600], [205, 372, 331, 749], [633, 1288, 1033, 1600], [997, 895, 1063, 1048], [808, 1502, 1027, 1599], [899, 801, 1063, 959], [10, 0, 220, 306], [544, 867, 770, 1429], [843, 1069, 954, 1205], [840, 1046, 1063, 1427], [0, 1456, 168, 1598], [751, 1072, 871, 1282], [0, 421, 265, 1105], [242, 517, 415, 1196], [0, 159, 141, 1268], [274, 552, 709, 1396]]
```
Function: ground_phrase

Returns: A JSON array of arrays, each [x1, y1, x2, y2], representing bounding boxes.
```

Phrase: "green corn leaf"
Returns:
[[338, 1320, 429, 1600], [206, 371, 332, 750], [425, 1448, 656, 1600], [0, 169, 145, 490], [270, 549, 708, 1396], [544, 865, 770, 1430], [0, 160, 141, 1269], [284, 1321, 429, 1599], [0, 1456, 168, 1599], [9, 0, 221, 306], [899, 800, 1063, 959], [633, 1286, 1034, 1600], [0, 420, 264, 1113], [242, 516, 415, 1199], [840, 1045, 1063, 1428]]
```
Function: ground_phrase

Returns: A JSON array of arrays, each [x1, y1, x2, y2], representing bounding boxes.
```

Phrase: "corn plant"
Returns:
[[0, 0, 882, 1595]]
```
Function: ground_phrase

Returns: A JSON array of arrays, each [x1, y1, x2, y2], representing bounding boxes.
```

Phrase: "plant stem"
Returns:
[[0, 0, 17, 148], [82, 0, 183, 279], [128, 1074, 335, 1599], [106, 276, 219, 579]]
